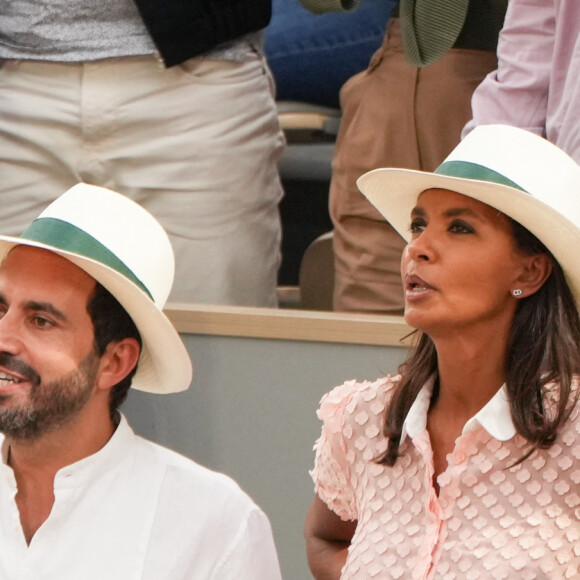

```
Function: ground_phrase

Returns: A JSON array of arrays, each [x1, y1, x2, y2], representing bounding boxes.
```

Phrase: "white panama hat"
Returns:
[[0, 183, 193, 394], [357, 124, 580, 303]]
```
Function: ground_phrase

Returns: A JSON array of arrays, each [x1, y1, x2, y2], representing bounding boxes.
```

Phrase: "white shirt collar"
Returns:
[[401, 377, 516, 443], [0, 414, 135, 488]]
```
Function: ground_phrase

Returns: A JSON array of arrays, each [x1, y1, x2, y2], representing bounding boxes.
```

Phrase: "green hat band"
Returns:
[[435, 161, 527, 192], [22, 217, 153, 300]]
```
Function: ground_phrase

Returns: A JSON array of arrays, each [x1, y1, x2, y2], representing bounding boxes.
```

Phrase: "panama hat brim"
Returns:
[[357, 167, 580, 303]]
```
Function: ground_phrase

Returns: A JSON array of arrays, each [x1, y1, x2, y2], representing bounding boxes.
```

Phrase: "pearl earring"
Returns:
[[512, 289, 523, 297]]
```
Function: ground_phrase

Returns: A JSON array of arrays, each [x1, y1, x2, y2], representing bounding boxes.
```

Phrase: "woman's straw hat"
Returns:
[[357, 124, 580, 301]]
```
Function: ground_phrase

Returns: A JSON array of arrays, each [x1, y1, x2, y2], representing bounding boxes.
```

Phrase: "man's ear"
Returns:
[[96, 338, 141, 391], [513, 253, 553, 298]]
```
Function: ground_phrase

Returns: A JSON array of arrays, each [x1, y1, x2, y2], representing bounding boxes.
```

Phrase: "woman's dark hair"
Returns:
[[380, 218, 580, 466], [87, 283, 142, 419]]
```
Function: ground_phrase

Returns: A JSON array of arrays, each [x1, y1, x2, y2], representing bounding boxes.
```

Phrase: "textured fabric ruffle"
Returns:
[[310, 376, 397, 521]]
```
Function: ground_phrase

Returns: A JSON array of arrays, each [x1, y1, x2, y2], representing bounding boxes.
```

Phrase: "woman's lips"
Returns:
[[405, 274, 435, 299]]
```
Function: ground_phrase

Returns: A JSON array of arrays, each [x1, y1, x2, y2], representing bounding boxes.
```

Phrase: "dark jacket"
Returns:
[[134, 0, 271, 67]]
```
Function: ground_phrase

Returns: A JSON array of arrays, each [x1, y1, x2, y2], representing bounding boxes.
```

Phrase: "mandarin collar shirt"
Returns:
[[0, 416, 282, 580], [312, 375, 580, 579]]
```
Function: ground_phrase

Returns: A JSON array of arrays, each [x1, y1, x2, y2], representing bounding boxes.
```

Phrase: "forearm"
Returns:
[[304, 495, 357, 579], [305, 534, 350, 580]]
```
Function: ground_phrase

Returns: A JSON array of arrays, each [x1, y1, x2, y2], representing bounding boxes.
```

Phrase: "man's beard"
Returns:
[[0, 350, 101, 441]]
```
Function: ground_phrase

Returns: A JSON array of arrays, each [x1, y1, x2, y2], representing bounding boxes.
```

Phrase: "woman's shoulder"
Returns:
[[317, 375, 400, 430]]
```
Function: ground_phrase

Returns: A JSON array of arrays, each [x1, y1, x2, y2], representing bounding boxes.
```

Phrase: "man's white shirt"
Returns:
[[0, 416, 282, 579]]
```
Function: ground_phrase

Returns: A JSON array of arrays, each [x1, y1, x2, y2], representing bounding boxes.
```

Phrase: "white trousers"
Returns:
[[0, 52, 285, 306]]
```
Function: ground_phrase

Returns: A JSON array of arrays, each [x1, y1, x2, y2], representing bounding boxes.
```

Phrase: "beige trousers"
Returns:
[[0, 52, 285, 306], [330, 18, 498, 313]]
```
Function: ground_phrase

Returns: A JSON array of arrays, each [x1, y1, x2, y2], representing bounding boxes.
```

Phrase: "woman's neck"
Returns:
[[430, 322, 510, 419]]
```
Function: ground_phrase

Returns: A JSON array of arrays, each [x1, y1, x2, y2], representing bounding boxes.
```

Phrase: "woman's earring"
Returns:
[[512, 289, 523, 297]]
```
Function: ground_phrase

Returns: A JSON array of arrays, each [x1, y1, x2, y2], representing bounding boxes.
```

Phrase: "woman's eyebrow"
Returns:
[[442, 207, 485, 222], [411, 206, 485, 221]]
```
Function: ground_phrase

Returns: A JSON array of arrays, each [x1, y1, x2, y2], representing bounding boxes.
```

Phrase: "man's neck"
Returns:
[[4, 405, 116, 545], [6, 405, 116, 472]]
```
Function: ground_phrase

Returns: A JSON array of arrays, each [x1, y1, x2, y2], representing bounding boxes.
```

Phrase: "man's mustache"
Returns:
[[0, 352, 40, 386]]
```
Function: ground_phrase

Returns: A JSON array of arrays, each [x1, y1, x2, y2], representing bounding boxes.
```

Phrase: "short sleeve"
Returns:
[[310, 380, 362, 521]]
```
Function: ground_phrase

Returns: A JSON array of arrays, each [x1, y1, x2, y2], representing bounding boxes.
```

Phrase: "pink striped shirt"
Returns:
[[464, 0, 580, 162]]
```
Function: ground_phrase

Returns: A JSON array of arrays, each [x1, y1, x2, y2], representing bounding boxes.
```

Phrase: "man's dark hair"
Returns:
[[87, 282, 142, 418], [379, 218, 580, 466]]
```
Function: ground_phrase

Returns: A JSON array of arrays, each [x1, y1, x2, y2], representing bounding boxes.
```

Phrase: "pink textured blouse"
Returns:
[[311, 376, 580, 579]]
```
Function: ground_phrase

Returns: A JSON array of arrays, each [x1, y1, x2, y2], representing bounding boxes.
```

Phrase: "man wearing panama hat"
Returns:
[[0, 184, 281, 579]]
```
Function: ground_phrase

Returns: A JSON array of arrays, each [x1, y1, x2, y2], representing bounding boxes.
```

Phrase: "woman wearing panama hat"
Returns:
[[305, 124, 580, 579]]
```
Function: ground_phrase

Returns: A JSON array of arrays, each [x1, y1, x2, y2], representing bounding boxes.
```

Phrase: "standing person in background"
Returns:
[[305, 125, 580, 579], [464, 0, 580, 162], [300, 0, 507, 314], [0, 0, 284, 306]]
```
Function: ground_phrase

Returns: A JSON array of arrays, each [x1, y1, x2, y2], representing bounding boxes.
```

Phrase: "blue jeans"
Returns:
[[265, 0, 396, 108]]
